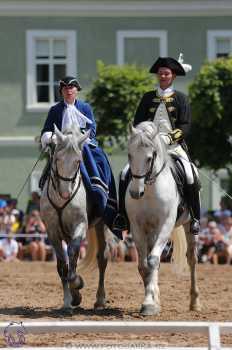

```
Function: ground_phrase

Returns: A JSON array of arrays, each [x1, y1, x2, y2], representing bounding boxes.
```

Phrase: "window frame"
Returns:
[[207, 30, 232, 60], [116, 30, 167, 65], [26, 30, 77, 112]]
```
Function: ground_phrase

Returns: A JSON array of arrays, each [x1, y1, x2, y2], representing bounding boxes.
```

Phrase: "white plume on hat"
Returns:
[[178, 53, 192, 73]]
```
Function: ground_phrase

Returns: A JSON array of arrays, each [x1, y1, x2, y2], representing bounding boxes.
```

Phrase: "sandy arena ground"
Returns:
[[0, 261, 231, 347]]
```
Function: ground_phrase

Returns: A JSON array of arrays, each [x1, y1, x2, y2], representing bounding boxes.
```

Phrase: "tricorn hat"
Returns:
[[149, 57, 186, 76], [59, 76, 82, 92]]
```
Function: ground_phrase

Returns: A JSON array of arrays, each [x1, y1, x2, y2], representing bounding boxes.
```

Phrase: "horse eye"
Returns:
[[147, 156, 152, 163]]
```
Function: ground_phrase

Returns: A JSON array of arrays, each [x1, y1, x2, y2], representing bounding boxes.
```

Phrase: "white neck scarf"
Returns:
[[157, 85, 174, 98], [62, 101, 92, 132]]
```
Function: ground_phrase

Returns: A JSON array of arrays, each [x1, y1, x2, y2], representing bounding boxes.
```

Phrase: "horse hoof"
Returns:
[[60, 307, 74, 316], [190, 303, 202, 312], [140, 304, 160, 316], [71, 292, 82, 308], [69, 275, 84, 290], [94, 301, 106, 310]]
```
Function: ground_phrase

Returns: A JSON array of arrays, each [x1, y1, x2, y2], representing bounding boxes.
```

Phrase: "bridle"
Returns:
[[46, 149, 82, 236], [51, 158, 80, 198], [130, 150, 166, 184]]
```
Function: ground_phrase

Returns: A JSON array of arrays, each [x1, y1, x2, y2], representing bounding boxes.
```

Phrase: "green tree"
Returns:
[[188, 58, 232, 172], [87, 61, 154, 151]]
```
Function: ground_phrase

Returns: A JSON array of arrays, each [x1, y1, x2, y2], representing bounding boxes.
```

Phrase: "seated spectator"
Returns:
[[116, 230, 138, 263], [198, 220, 217, 263], [0, 199, 7, 233], [206, 227, 229, 264], [221, 216, 232, 264], [25, 191, 40, 215], [25, 210, 48, 261], [0, 233, 19, 262]]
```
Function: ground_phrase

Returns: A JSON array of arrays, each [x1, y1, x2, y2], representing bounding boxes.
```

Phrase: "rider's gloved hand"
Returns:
[[169, 128, 183, 144], [41, 132, 57, 150], [160, 133, 173, 145]]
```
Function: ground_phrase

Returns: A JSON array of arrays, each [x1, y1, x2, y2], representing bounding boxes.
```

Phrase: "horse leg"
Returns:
[[184, 223, 201, 311], [131, 232, 158, 316], [140, 227, 172, 316], [94, 222, 107, 309], [67, 232, 85, 308], [51, 239, 72, 309]]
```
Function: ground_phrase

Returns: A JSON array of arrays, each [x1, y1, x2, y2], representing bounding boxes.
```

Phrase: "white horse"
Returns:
[[40, 124, 117, 312], [126, 121, 201, 316]]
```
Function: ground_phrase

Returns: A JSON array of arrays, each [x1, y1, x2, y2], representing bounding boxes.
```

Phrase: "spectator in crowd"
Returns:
[[0, 199, 7, 233], [198, 220, 217, 263], [25, 191, 40, 215], [206, 227, 229, 264], [116, 230, 138, 262], [25, 210, 48, 261], [220, 215, 232, 264], [0, 231, 19, 262]]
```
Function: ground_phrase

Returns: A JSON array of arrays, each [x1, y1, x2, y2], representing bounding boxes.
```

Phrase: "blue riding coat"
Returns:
[[41, 100, 121, 239]]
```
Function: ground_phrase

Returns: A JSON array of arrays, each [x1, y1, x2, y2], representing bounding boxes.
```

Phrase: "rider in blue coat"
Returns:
[[40, 76, 121, 239]]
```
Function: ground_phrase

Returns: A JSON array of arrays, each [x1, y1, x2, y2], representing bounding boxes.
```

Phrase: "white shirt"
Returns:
[[0, 238, 18, 258], [62, 102, 92, 132], [41, 101, 92, 149]]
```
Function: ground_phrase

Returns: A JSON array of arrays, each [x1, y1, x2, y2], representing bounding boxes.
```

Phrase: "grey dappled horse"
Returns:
[[40, 124, 117, 311], [126, 122, 201, 316]]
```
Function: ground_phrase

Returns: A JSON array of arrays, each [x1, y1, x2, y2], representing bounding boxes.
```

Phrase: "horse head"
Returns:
[[128, 122, 164, 199], [52, 124, 90, 199]]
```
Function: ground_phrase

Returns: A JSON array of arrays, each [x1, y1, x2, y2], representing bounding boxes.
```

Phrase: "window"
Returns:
[[207, 30, 232, 60], [116, 30, 167, 66], [26, 30, 77, 111]]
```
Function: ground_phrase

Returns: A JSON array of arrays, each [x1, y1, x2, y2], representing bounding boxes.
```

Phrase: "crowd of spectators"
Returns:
[[1, 192, 232, 265], [0, 192, 53, 262]]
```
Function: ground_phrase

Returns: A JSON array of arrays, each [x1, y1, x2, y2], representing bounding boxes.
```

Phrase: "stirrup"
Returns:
[[190, 218, 200, 235]]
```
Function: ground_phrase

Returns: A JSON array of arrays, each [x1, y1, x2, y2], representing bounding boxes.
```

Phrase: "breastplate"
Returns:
[[153, 102, 173, 133]]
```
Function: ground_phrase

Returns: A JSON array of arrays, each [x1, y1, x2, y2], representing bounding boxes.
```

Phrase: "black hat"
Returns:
[[149, 57, 186, 76], [59, 76, 82, 92]]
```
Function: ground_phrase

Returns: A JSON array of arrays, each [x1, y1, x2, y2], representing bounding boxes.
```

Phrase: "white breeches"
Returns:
[[168, 145, 197, 185]]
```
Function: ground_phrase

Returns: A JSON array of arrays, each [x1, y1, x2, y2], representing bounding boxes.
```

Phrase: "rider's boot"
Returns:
[[113, 169, 130, 233], [186, 183, 201, 235], [39, 160, 51, 190]]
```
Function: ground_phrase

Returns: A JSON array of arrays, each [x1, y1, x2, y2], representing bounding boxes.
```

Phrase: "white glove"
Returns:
[[160, 133, 172, 145], [41, 132, 57, 149]]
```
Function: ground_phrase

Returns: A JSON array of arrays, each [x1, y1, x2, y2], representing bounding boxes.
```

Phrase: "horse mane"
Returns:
[[130, 122, 174, 171], [56, 126, 83, 154]]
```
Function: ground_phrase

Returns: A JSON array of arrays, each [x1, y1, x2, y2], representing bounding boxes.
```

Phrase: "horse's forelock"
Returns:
[[129, 122, 158, 148]]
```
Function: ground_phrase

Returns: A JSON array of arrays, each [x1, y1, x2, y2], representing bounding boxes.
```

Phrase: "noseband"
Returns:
[[52, 159, 79, 186], [130, 150, 166, 184]]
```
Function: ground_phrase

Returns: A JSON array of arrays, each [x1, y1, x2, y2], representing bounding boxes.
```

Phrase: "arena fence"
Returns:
[[0, 321, 232, 350]]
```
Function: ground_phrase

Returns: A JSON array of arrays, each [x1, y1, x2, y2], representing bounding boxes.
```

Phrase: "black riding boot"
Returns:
[[113, 170, 130, 232], [186, 183, 201, 234]]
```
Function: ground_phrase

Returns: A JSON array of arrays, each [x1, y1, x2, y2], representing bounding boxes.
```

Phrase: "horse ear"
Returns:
[[78, 129, 91, 149], [54, 124, 65, 143], [128, 123, 137, 136]]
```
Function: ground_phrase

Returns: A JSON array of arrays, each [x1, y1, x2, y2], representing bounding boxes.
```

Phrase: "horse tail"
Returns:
[[78, 227, 98, 271], [170, 225, 188, 275]]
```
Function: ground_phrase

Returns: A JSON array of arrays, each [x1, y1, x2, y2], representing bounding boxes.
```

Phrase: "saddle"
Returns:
[[170, 154, 187, 220]]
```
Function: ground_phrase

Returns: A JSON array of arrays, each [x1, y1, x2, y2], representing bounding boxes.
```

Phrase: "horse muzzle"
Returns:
[[129, 189, 144, 199], [60, 191, 72, 200]]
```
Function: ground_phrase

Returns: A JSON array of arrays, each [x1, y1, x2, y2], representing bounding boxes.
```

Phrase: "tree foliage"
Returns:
[[86, 61, 154, 151], [188, 58, 232, 171]]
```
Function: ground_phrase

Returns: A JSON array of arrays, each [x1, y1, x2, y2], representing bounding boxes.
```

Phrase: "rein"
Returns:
[[131, 150, 166, 184]]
